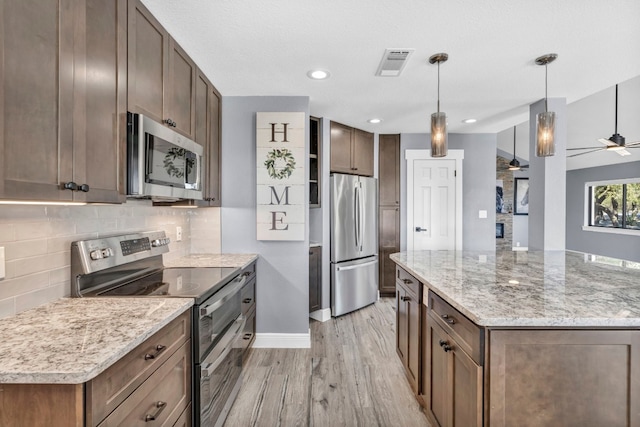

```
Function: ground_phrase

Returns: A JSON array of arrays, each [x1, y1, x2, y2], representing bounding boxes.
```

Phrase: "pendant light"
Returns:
[[429, 53, 448, 157], [534, 53, 558, 157]]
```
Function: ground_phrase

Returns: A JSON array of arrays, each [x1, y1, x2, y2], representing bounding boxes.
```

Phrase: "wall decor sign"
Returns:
[[256, 112, 306, 240], [514, 177, 529, 215]]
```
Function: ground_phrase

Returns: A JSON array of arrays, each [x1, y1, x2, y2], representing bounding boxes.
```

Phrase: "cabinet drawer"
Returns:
[[241, 278, 256, 315], [87, 311, 191, 425], [428, 291, 484, 365], [98, 340, 191, 427], [241, 306, 256, 359], [396, 266, 420, 298], [240, 261, 256, 283], [172, 402, 191, 427]]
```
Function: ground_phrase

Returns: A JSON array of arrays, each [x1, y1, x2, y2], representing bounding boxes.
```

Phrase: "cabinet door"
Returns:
[[426, 314, 449, 427], [378, 134, 400, 205], [0, 0, 75, 201], [407, 292, 421, 392], [206, 85, 222, 206], [127, 0, 168, 123], [379, 207, 400, 296], [309, 246, 321, 312], [396, 285, 408, 366], [329, 121, 353, 174], [73, 0, 127, 203], [450, 341, 482, 427], [166, 39, 196, 138], [489, 329, 640, 427], [352, 128, 374, 177]]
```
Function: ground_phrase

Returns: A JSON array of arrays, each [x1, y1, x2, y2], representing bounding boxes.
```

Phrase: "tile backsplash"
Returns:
[[0, 200, 221, 319]]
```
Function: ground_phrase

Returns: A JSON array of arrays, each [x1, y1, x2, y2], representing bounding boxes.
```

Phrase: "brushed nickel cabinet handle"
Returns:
[[442, 344, 452, 352], [402, 278, 412, 285], [441, 314, 456, 325], [401, 296, 411, 302], [243, 298, 252, 304], [144, 344, 166, 360], [145, 401, 167, 422]]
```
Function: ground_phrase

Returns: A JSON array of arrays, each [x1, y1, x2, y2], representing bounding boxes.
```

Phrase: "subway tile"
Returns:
[[48, 219, 77, 237], [49, 267, 70, 286], [15, 222, 51, 240], [0, 271, 50, 300], [15, 283, 67, 314], [4, 239, 48, 261], [9, 251, 69, 278], [0, 225, 16, 242], [0, 205, 47, 220]]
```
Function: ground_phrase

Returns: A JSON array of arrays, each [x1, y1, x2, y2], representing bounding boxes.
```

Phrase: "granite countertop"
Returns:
[[390, 250, 640, 328], [164, 253, 258, 269], [0, 297, 193, 384]]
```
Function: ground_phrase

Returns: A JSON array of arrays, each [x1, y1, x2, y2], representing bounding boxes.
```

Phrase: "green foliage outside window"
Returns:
[[591, 182, 640, 230]]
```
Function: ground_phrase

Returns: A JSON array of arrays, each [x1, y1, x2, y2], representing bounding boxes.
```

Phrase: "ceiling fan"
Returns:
[[567, 84, 640, 158], [500, 126, 529, 171]]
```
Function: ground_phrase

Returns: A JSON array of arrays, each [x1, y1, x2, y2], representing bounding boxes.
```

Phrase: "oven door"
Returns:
[[197, 315, 245, 427], [196, 273, 247, 360]]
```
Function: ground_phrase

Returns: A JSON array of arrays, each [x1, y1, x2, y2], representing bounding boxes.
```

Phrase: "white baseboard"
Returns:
[[252, 329, 311, 348], [309, 308, 331, 322], [512, 246, 528, 251]]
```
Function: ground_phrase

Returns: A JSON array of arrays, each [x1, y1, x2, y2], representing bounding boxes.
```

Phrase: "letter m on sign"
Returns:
[[270, 186, 290, 205]]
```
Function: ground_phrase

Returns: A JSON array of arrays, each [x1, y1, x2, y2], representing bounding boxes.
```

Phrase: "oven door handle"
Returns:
[[199, 274, 247, 318], [201, 315, 247, 377]]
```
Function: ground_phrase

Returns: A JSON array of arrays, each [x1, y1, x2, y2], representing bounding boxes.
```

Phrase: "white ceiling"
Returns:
[[143, 0, 640, 170]]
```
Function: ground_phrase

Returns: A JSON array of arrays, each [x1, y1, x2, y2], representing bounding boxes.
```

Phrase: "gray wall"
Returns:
[[221, 96, 310, 334], [400, 133, 497, 251], [566, 160, 640, 262]]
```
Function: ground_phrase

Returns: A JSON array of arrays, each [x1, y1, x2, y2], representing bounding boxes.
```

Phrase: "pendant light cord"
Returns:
[[437, 61, 441, 114], [544, 64, 548, 113], [614, 84, 618, 134]]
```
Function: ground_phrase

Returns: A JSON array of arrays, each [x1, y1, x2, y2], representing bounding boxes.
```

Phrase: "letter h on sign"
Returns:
[[270, 123, 289, 143]]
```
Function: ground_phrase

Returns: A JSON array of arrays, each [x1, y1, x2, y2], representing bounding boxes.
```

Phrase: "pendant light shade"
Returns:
[[429, 53, 448, 158], [534, 54, 558, 157]]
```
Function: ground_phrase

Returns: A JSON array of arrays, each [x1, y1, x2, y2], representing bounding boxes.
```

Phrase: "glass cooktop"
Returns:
[[98, 267, 239, 302]]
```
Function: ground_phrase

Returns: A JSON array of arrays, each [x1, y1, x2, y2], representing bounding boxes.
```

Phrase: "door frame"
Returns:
[[406, 149, 464, 251]]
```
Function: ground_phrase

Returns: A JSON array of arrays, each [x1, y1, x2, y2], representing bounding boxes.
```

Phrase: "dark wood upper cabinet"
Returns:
[[0, 0, 124, 203], [378, 134, 400, 296], [329, 121, 373, 177], [379, 134, 400, 206], [128, 0, 196, 140], [205, 83, 222, 206]]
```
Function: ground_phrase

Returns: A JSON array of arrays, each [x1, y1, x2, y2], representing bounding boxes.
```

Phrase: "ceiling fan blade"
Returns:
[[616, 149, 631, 156], [520, 164, 530, 169], [567, 148, 604, 158], [567, 147, 602, 151], [626, 140, 640, 147], [598, 138, 616, 147]]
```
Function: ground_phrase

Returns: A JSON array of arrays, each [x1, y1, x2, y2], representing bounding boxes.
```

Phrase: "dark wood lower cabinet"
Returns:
[[396, 267, 421, 393], [309, 246, 321, 312], [423, 312, 482, 427], [489, 329, 640, 427]]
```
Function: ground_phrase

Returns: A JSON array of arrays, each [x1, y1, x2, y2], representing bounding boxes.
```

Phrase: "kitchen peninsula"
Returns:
[[391, 250, 640, 427]]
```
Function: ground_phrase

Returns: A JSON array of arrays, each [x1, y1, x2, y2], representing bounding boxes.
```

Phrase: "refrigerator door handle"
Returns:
[[354, 185, 360, 249], [358, 182, 364, 251], [336, 259, 378, 271]]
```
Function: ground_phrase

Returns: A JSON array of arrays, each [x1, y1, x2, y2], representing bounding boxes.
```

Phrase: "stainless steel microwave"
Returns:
[[127, 112, 203, 200]]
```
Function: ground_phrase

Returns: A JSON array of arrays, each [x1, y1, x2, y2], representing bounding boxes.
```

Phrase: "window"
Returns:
[[587, 180, 640, 231]]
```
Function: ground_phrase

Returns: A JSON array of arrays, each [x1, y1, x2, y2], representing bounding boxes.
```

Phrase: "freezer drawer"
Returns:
[[331, 256, 378, 317]]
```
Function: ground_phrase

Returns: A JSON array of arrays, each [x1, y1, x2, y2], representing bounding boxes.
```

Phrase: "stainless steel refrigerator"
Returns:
[[330, 173, 378, 317]]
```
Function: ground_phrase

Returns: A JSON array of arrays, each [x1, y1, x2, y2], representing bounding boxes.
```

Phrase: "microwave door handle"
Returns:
[[146, 135, 154, 174]]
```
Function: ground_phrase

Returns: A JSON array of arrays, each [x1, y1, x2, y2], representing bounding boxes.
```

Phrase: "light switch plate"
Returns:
[[478, 210, 487, 219], [0, 247, 5, 280], [176, 226, 182, 242]]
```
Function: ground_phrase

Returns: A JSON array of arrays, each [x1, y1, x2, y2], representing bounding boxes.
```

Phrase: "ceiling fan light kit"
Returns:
[[535, 53, 558, 157], [429, 53, 449, 158]]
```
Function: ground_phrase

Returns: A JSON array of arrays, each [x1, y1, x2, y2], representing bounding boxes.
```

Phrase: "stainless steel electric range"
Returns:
[[71, 230, 249, 427]]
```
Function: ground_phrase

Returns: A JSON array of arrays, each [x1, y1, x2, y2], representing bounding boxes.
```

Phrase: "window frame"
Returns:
[[583, 178, 640, 235]]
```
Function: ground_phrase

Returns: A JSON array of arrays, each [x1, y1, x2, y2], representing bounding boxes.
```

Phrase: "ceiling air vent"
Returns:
[[375, 48, 415, 77]]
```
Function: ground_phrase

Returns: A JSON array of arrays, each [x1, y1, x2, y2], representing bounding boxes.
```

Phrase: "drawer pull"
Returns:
[[441, 314, 456, 325], [243, 298, 253, 304], [243, 333, 252, 340], [242, 271, 252, 278], [144, 344, 166, 360], [439, 339, 448, 347], [402, 278, 412, 285], [401, 296, 411, 302], [442, 344, 452, 352], [144, 401, 167, 422]]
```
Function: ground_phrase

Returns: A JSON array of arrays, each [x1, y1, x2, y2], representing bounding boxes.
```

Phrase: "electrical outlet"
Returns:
[[0, 247, 5, 280], [176, 226, 182, 242]]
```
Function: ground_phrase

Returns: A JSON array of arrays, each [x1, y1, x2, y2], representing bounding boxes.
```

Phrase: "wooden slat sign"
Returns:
[[256, 112, 305, 240]]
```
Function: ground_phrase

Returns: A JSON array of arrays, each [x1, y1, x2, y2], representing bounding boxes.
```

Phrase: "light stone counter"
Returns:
[[164, 253, 258, 269], [390, 250, 640, 328], [0, 297, 193, 384]]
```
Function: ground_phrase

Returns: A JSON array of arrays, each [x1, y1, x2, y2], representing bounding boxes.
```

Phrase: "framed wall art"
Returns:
[[514, 177, 529, 215]]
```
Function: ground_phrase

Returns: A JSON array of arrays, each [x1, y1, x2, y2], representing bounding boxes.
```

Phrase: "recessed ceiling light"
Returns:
[[462, 118, 477, 124], [307, 69, 330, 80], [368, 118, 382, 124], [508, 279, 520, 285]]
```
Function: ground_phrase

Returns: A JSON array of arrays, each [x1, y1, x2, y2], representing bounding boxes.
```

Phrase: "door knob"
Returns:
[[415, 227, 427, 232]]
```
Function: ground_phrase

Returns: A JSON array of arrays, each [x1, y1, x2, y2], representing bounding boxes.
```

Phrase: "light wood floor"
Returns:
[[224, 297, 431, 426]]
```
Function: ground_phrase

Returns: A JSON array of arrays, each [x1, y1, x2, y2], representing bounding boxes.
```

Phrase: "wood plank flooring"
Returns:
[[224, 298, 431, 426]]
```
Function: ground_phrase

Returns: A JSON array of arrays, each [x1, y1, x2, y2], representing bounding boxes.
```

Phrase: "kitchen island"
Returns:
[[391, 250, 640, 427]]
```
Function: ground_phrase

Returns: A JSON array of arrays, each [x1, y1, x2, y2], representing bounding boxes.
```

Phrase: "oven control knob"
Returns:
[[163, 238, 170, 245], [101, 248, 114, 258], [90, 250, 103, 260]]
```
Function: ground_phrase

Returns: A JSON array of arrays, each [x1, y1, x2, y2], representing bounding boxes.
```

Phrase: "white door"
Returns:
[[406, 150, 463, 251]]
